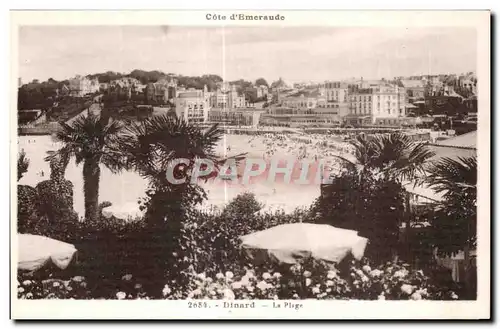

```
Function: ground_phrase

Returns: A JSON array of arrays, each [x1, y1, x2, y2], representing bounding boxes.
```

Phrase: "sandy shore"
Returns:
[[17, 133, 351, 217]]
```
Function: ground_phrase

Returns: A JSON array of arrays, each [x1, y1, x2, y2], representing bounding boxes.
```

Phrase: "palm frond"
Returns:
[[425, 156, 477, 198]]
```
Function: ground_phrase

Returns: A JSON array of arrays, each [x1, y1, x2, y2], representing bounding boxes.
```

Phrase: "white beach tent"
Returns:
[[101, 202, 144, 222], [18, 234, 77, 272], [240, 223, 368, 265]]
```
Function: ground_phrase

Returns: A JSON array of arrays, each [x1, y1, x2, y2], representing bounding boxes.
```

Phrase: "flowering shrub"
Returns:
[[16, 191, 464, 301], [17, 275, 91, 300], [162, 257, 461, 301]]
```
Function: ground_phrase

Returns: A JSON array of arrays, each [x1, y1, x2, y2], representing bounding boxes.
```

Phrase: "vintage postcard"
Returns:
[[10, 10, 490, 320]]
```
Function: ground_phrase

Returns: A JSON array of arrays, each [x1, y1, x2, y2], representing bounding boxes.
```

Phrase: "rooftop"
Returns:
[[435, 130, 477, 149], [401, 80, 425, 88], [178, 91, 203, 98]]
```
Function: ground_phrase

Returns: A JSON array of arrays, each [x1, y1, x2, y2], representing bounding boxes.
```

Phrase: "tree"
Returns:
[[336, 133, 435, 183], [318, 133, 435, 262], [46, 112, 124, 221], [424, 156, 477, 297], [424, 156, 477, 256], [118, 115, 225, 227], [17, 150, 29, 181], [255, 78, 269, 87]]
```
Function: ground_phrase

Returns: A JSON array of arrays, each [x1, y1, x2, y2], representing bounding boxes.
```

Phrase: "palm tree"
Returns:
[[327, 132, 435, 262], [46, 112, 124, 221], [118, 115, 239, 227], [424, 155, 477, 295], [335, 132, 435, 183], [424, 156, 477, 254]]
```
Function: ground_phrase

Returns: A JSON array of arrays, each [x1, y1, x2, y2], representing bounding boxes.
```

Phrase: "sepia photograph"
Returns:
[[10, 10, 490, 320]]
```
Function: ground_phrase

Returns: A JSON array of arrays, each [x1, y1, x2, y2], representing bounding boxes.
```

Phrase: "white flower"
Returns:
[[401, 284, 414, 295], [245, 271, 255, 279], [312, 287, 320, 294], [210, 290, 216, 296], [305, 278, 312, 287], [362, 265, 371, 273], [225, 271, 234, 280], [205, 277, 213, 283], [378, 294, 386, 300], [162, 285, 172, 296], [231, 282, 242, 290], [410, 292, 422, 300], [26, 292, 33, 299], [72, 276, 85, 283], [197, 273, 206, 280], [122, 274, 133, 281], [355, 269, 364, 276], [192, 288, 202, 296], [326, 271, 337, 279], [240, 276, 250, 286], [223, 288, 235, 300], [257, 280, 268, 291], [18, 287, 24, 293], [326, 280, 334, 287], [246, 286, 254, 292], [273, 295, 279, 300], [262, 272, 272, 280], [116, 291, 126, 300], [393, 270, 407, 278], [361, 275, 369, 283], [292, 293, 299, 299], [303, 271, 312, 278], [416, 288, 428, 297], [53, 282, 60, 287], [172, 252, 178, 257], [326, 288, 332, 293], [450, 292, 459, 300], [22, 280, 32, 286], [216, 273, 225, 280], [370, 269, 382, 278], [273, 272, 282, 279]]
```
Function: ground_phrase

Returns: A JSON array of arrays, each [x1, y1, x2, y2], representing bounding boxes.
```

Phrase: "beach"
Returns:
[[17, 133, 352, 217]]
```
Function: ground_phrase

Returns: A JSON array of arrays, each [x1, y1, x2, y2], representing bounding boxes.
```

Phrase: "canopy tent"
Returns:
[[240, 223, 368, 265], [101, 202, 144, 222], [18, 234, 77, 272]]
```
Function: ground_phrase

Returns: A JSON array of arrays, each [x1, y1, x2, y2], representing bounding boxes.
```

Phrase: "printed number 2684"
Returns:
[[188, 301, 209, 308]]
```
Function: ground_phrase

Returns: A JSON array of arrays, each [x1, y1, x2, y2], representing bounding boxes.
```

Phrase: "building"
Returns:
[[59, 84, 70, 97], [346, 83, 406, 126], [174, 86, 211, 123], [400, 80, 426, 102], [281, 94, 318, 109], [208, 108, 264, 127], [210, 84, 247, 109], [99, 83, 109, 93], [144, 77, 177, 104], [106, 77, 142, 101], [324, 81, 349, 103], [458, 73, 477, 96], [68, 75, 100, 97], [261, 105, 342, 127]]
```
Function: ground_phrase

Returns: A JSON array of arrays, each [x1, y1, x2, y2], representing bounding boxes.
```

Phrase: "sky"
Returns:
[[18, 26, 477, 84]]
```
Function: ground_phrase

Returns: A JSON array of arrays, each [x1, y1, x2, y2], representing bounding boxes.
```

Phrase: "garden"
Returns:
[[16, 114, 476, 300]]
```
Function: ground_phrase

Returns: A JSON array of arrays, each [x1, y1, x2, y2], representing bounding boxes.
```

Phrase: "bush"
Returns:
[[16, 191, 463, 301], [313, 173, 405, 263], [17, 185, 38, 233]]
